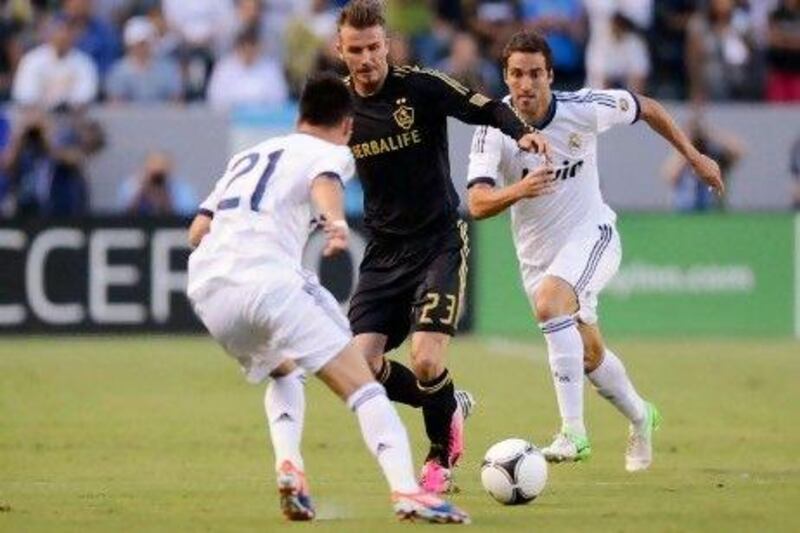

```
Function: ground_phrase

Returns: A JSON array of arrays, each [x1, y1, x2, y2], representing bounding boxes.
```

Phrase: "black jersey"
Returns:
[[348, 65, 529, 239]]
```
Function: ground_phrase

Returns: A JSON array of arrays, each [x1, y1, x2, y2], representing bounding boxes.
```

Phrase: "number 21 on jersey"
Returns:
[[217, 149, 284, 212]]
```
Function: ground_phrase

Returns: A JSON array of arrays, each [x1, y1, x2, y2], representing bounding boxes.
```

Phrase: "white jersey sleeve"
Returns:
[[307, 145, 356, 186], [467, 125, 505, 188], [198, 173, 227, 216], [587, 89, 641, 133]]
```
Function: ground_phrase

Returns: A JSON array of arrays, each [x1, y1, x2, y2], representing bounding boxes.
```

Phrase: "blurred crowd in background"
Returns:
[[0, 0, 797, 219]]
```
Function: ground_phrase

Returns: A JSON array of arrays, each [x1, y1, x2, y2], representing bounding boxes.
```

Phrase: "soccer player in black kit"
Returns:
[[336, 0, 549, 493]]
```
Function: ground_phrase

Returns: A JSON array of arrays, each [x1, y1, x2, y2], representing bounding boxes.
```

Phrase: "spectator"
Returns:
[[229, 0, 267, 50], [207, 29, 288, 110], [263, 0, 311, 62], [145, 4, 181, 60], [2, 111, 54, 218], [765, 0, 800, 102], [105, 17, 182, 103], [0, 110, 12, 216], [791, 135, 800, 209], [436, 0, 466, 27], [588, 12, 650, 93], [686, 0, 758, 101], [2, 108, 104, 218], [62, 0, 122, 76], [651, 0, 695, 98], [519, 0, 587, 89], [305, 0, 339, 42], [387, 0, 448, 66], [12, 16, 98, 109], [93, 0, 141, 27], [662, 114, 745, 212], [162, 0, 235, 52], [118, 150, 196, 216], [6, 0, 53, 52], [466, 0, 520, 62], [617, 0, 654, 30], [162, 0, 236, 100], [0, 14, 22, 102], [284, 1, 339, 96], [747, 0, 781, 46], [436, 31, 501, 96]]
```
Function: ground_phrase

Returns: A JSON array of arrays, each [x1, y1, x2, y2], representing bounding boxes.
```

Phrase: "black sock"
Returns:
[[418, 369, 457, 466], [377, 358, 424, 408]]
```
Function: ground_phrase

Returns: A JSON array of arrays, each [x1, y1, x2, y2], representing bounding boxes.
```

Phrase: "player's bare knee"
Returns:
[[534, 277, 577, 323], [533, 296, 560, 322], [410, 338, 447, 381], [411, 354, 441, 381]]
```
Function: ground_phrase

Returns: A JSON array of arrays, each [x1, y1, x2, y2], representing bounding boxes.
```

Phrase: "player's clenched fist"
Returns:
[[323, 219, 349, 257], [690, 153, 724, 195], [517, 165, 556, 199]]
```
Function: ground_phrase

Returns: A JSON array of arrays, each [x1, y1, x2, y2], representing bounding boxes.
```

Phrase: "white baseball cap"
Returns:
[[124, 16, 155, 47]]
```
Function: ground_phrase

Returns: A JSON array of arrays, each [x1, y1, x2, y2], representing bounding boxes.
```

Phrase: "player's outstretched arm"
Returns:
[[188, 212, 212, 248], [468, 166, 555, 220], [638, 95, 725, 195], [310, 173, 349, 257], [411, 68, 549, 156]]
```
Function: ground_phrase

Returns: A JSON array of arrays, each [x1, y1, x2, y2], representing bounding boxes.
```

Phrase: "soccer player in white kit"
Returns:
[[186, 74, 469, 524], [466, 32, 724, 471]]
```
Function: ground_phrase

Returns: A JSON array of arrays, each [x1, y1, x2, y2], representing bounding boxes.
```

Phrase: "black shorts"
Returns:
[[348, 220, 469, 353]]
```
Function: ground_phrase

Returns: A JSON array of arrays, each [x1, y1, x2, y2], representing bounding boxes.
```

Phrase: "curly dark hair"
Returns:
[[502, 31, 553, 72]]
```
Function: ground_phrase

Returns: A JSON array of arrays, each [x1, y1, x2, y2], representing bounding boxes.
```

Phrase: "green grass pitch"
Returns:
[[1, 336, 798, 532]]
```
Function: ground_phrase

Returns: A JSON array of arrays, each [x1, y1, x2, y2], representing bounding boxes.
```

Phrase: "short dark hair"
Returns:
[[502, 31, 553, 72], [338, 0, 386, 30], [299, 72, 354, 127]]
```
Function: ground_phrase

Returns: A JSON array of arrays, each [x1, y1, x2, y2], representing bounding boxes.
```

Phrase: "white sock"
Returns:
[[347, 382, 420, 494], [587, 349, 646, 427], [540, 316, 586, 436], [265, 368, 306, 471]]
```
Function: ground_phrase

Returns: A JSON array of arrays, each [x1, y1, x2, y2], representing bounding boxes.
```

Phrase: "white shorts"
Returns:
[[189, 269, 351, 383], [520, 222, 621, 324]]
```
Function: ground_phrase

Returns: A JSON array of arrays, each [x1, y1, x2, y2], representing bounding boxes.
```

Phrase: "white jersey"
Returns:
[[188, 132, 354, 296], [467, 88, 640, 269]]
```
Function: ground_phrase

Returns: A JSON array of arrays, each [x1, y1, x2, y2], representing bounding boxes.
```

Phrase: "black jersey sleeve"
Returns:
[[408, 67, 530, 141]]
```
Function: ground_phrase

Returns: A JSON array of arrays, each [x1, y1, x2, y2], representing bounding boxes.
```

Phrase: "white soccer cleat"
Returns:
[[276, 460, 315, 521], [625, 402, 661, 472], [392, 491, 470, 524], [542, 431, 591, 463]]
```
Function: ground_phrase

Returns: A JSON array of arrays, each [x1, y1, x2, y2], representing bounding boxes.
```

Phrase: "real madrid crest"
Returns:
[[568, 132, 582, 153], [393, 98, 415, 130], [619, 97, 630, 112]]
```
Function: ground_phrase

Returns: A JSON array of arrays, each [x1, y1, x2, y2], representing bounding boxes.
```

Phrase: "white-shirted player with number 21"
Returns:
[[467, 31, 724, 471], [186, 73, 469, 524]]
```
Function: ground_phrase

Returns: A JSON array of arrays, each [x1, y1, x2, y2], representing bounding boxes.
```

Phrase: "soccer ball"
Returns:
[[480, 438, 548, 505]]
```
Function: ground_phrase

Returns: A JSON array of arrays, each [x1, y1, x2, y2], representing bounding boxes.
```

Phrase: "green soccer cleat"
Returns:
[[542, 431, 592, 463], [626, 402, 661, 472]]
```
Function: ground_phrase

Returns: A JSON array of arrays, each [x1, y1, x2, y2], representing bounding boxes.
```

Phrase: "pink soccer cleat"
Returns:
[[419, 460, 454, 494], [447, 402, 466, 468], [276, 460, 315, 521], [392, 491, 470, 524]]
